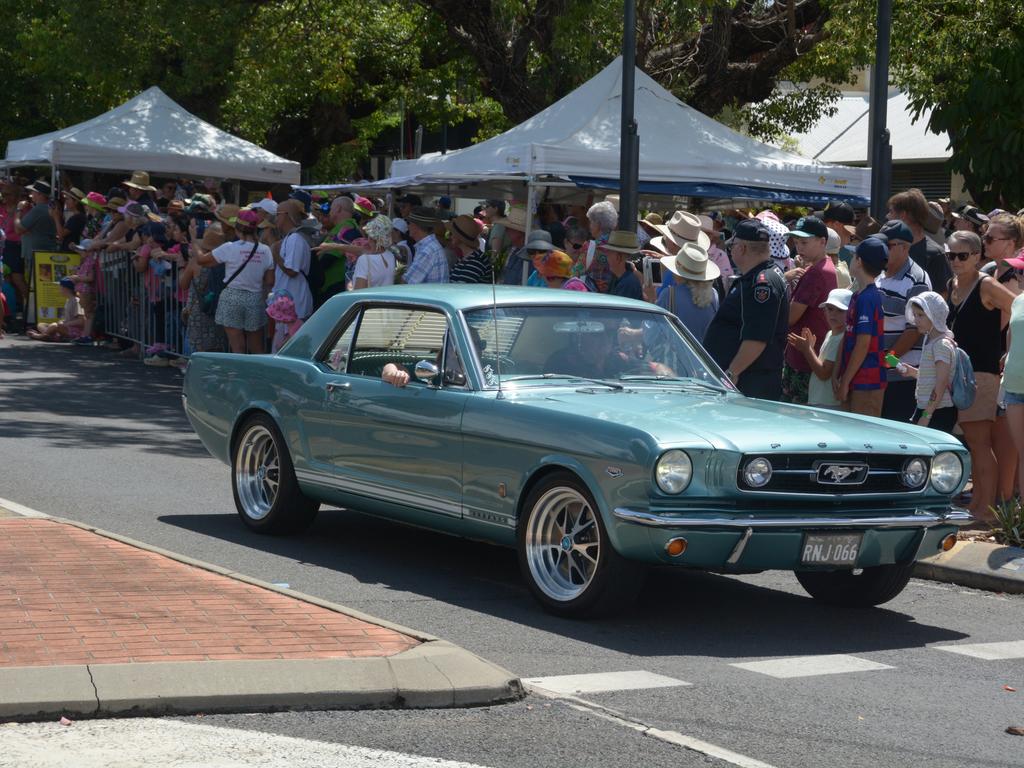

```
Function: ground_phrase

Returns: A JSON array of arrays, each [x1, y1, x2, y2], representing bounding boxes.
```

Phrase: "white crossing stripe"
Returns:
[[932, 640, 1024, 660], [523, 670, 690, 695], [730, 654, 893, 678]]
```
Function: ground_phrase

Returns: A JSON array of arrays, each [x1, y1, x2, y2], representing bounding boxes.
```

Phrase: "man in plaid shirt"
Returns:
[[403, 207, 449, 284]]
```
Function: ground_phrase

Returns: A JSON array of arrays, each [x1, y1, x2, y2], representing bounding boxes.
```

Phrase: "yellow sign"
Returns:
[[33, 251, 81, 323]]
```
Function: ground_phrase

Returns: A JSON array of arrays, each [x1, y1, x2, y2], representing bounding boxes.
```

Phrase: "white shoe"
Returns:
[[143, 355, 170, 367]]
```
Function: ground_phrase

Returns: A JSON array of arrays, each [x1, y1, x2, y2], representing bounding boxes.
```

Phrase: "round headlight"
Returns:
[[930, 451, 963, 494], [901, 458, 928, 489], [743, 457, 773, 488], [655, 450, 692, 494]]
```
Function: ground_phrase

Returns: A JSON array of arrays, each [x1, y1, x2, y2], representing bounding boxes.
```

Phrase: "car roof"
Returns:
[[325, 284, 661, 315]]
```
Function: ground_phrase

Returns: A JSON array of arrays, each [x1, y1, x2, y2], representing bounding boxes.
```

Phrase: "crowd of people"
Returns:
[[1, 171, 1022, 519]]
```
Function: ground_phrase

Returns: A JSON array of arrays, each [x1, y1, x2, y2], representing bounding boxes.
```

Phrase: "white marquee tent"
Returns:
[[389, 57, 871, 205], [4, 87, 300, 184], [788, 88, 950, 165]]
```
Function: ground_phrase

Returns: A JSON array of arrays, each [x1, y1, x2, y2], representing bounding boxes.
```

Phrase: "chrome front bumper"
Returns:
[[613, 507, 974, 530]]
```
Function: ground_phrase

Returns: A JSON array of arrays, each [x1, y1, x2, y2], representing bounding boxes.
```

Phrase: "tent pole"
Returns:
[[618, 0, 639, 230], [523, 178, 538, 283]]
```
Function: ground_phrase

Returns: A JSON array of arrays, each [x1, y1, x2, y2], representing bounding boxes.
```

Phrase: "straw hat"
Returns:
[[653, 211, 711, 250], [597, 230, 641, 255], [494, 206, 527, 233], [106, 196, 126, 211], [660, 242, 720, 282], [123, 171, 157, 192], [447, 214, 483, 250], [215, 204, 241, 228], [62, 187, 85, 202], [198, 223, 226, 252]]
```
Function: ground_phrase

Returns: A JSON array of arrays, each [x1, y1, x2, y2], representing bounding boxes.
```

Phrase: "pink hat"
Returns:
[[236, 208, 261, 227], [353, 196, 376, 216], [1005, 255, 1024, 270], [266, 294, 297, 324], [83, 191, 107, 212]]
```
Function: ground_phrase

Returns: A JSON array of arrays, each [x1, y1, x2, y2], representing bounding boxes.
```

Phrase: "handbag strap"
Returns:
[[223, 241, 261, 288]]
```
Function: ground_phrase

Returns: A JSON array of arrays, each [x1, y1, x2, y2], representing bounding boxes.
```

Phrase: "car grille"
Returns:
[[736, 453, 928, 495]]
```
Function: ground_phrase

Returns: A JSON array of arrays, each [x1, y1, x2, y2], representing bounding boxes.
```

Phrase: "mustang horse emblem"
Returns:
[[823, 465, 857, 482]]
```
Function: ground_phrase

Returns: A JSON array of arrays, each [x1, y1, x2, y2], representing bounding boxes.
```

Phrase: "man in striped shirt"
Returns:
[[448, 215, 493, 284], [876, 219, 932, 422]]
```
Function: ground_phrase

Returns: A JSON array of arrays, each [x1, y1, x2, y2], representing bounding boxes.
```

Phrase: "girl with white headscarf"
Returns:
[[896, 291, 957, 432]]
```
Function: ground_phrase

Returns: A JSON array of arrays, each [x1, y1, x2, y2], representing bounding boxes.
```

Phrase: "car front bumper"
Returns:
[[611, 506, 973, 571]]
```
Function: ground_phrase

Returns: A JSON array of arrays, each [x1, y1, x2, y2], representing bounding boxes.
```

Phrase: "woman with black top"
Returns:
[[53, 187, 88, 251], [946, 230, 1018, 522], [979, 213, 1024, 505]]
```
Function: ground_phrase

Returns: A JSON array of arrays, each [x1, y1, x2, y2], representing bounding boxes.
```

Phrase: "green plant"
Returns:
[[990, 498, 1024, 547]]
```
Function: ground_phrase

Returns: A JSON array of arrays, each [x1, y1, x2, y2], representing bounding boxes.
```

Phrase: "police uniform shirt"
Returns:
[[703, 260, 789, 379]]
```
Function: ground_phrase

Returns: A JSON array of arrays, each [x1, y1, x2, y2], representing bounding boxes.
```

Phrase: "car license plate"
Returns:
[[801, 533, 862, 566]]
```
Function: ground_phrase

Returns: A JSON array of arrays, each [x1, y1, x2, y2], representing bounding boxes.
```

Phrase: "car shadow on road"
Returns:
[[160, 507, 968, 659], [0, 339, 208, 458]]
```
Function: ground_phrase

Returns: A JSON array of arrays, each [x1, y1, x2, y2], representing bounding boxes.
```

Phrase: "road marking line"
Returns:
[[730, 654, 893, 678], [528, 688, 779, 768], [523, 670, 690, 695], [1, 718, 493, 768], [0, 496, 49, 518], [933, 640, 1024, 660]]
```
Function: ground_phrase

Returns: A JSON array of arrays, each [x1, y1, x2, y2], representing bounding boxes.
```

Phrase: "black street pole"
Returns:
[[868, 0, 892, 219], [618, 0, 639, 231]]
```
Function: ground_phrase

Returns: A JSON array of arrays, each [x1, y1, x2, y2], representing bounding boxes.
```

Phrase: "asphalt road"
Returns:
[[2, 338, 1022, 768]]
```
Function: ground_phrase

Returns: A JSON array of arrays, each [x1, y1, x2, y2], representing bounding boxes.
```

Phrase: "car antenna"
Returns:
[[490, 270, 504, 400]]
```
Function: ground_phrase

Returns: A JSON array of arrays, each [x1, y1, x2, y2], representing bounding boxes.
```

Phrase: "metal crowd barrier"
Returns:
[[98, 250, 195, 357]]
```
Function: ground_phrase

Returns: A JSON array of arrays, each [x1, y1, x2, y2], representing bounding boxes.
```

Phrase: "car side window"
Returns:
[[323, 319, 357, 372], [348, 306, 449, 382]]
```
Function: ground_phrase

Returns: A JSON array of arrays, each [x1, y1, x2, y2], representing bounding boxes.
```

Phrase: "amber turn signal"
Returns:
[[665, 537, 688, 557], [940, 533, 957, 552]]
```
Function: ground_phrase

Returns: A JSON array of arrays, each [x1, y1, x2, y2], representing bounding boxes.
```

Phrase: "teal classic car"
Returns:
[[183, 286, 972, 617]]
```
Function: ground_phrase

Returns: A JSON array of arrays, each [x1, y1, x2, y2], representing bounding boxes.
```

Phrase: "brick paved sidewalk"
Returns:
[[0, 518, 419, 668]]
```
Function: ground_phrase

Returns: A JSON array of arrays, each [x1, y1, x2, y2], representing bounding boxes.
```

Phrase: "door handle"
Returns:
[[326, 381, 351, 392]]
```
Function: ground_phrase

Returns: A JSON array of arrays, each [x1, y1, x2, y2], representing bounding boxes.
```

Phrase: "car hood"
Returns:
[[507, 387, 953, 454]]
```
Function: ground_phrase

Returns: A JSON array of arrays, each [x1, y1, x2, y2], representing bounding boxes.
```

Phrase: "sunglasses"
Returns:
[[983, 234, 1011, 244], [567, 241, 585, 250], [947, 251, 977, 261]]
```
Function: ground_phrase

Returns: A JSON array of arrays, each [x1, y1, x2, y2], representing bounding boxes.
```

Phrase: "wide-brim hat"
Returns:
[[83, 192, 107, 212], [26, 179, 52, 197], [850, 215, 881, 240], [106, 196, 126, 211], [525, 229, 555, 251], [597, 229, 641, 255], [660, 241, 720, 282], [906, 291, 950, 335], [123, 171, 157, 192], [646, 236, 676, 257], [62, 187, 85, 202], [198, 223, 226, 251], [143, 205, 162, 223], [215, 204, 241, 228], [655, 211, 711, 250], [447, 214, 483, 249], [493, 206, 527, 232]]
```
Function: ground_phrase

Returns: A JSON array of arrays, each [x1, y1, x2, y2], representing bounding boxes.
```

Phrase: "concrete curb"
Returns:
[[0, 504, 524, 721], [914, 540, 1024, 594]]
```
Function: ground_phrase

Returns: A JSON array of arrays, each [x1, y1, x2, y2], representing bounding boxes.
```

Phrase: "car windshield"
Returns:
[[463, 305, 726, 389]]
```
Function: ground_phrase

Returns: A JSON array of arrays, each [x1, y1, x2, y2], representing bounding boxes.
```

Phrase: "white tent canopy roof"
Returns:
[[5, 87, 299, 184], [788, 89, 951, 165], [391, 58, 870, 202]]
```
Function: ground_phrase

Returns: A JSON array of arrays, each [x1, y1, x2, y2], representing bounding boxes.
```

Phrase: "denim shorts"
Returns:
[[1004, 389, 1024, 407]]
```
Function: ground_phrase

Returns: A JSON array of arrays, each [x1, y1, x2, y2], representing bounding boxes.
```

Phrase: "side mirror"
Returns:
[[414, 360, 439, 382]]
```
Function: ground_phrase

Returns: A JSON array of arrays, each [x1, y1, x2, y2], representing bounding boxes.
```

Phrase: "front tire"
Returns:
[[232, 414, 319, 535], [795, 563, 914, 607], [517, 472, 643, 617]]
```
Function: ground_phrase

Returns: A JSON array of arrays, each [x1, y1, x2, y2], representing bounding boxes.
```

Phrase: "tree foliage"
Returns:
[[5, 0, 1020, 202]]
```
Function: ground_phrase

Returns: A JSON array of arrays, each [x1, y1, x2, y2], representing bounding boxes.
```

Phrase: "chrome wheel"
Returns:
[[234, 424, 280, 521], [525, 486, 601, 602]]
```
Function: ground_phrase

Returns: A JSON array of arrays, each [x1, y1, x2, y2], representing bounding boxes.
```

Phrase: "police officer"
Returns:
[[703, 219, 789, 400]]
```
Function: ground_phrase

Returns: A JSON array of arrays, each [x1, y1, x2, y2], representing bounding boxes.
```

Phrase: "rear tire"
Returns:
[[232, 414, 319, 535], [795, 563, 914, 607], [518, 472, 643, 618]]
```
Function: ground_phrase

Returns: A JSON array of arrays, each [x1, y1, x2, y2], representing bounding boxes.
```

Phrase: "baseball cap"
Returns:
[[732, 219, 770, 242], [249, 198, 278, 216], [788, 215, 828, 239], [819, 288, 853, 311], [825, 227, 841, 255], [879, 219, 914, 244], [855, 237, 889, 268], [821, 201, 855, 225]]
